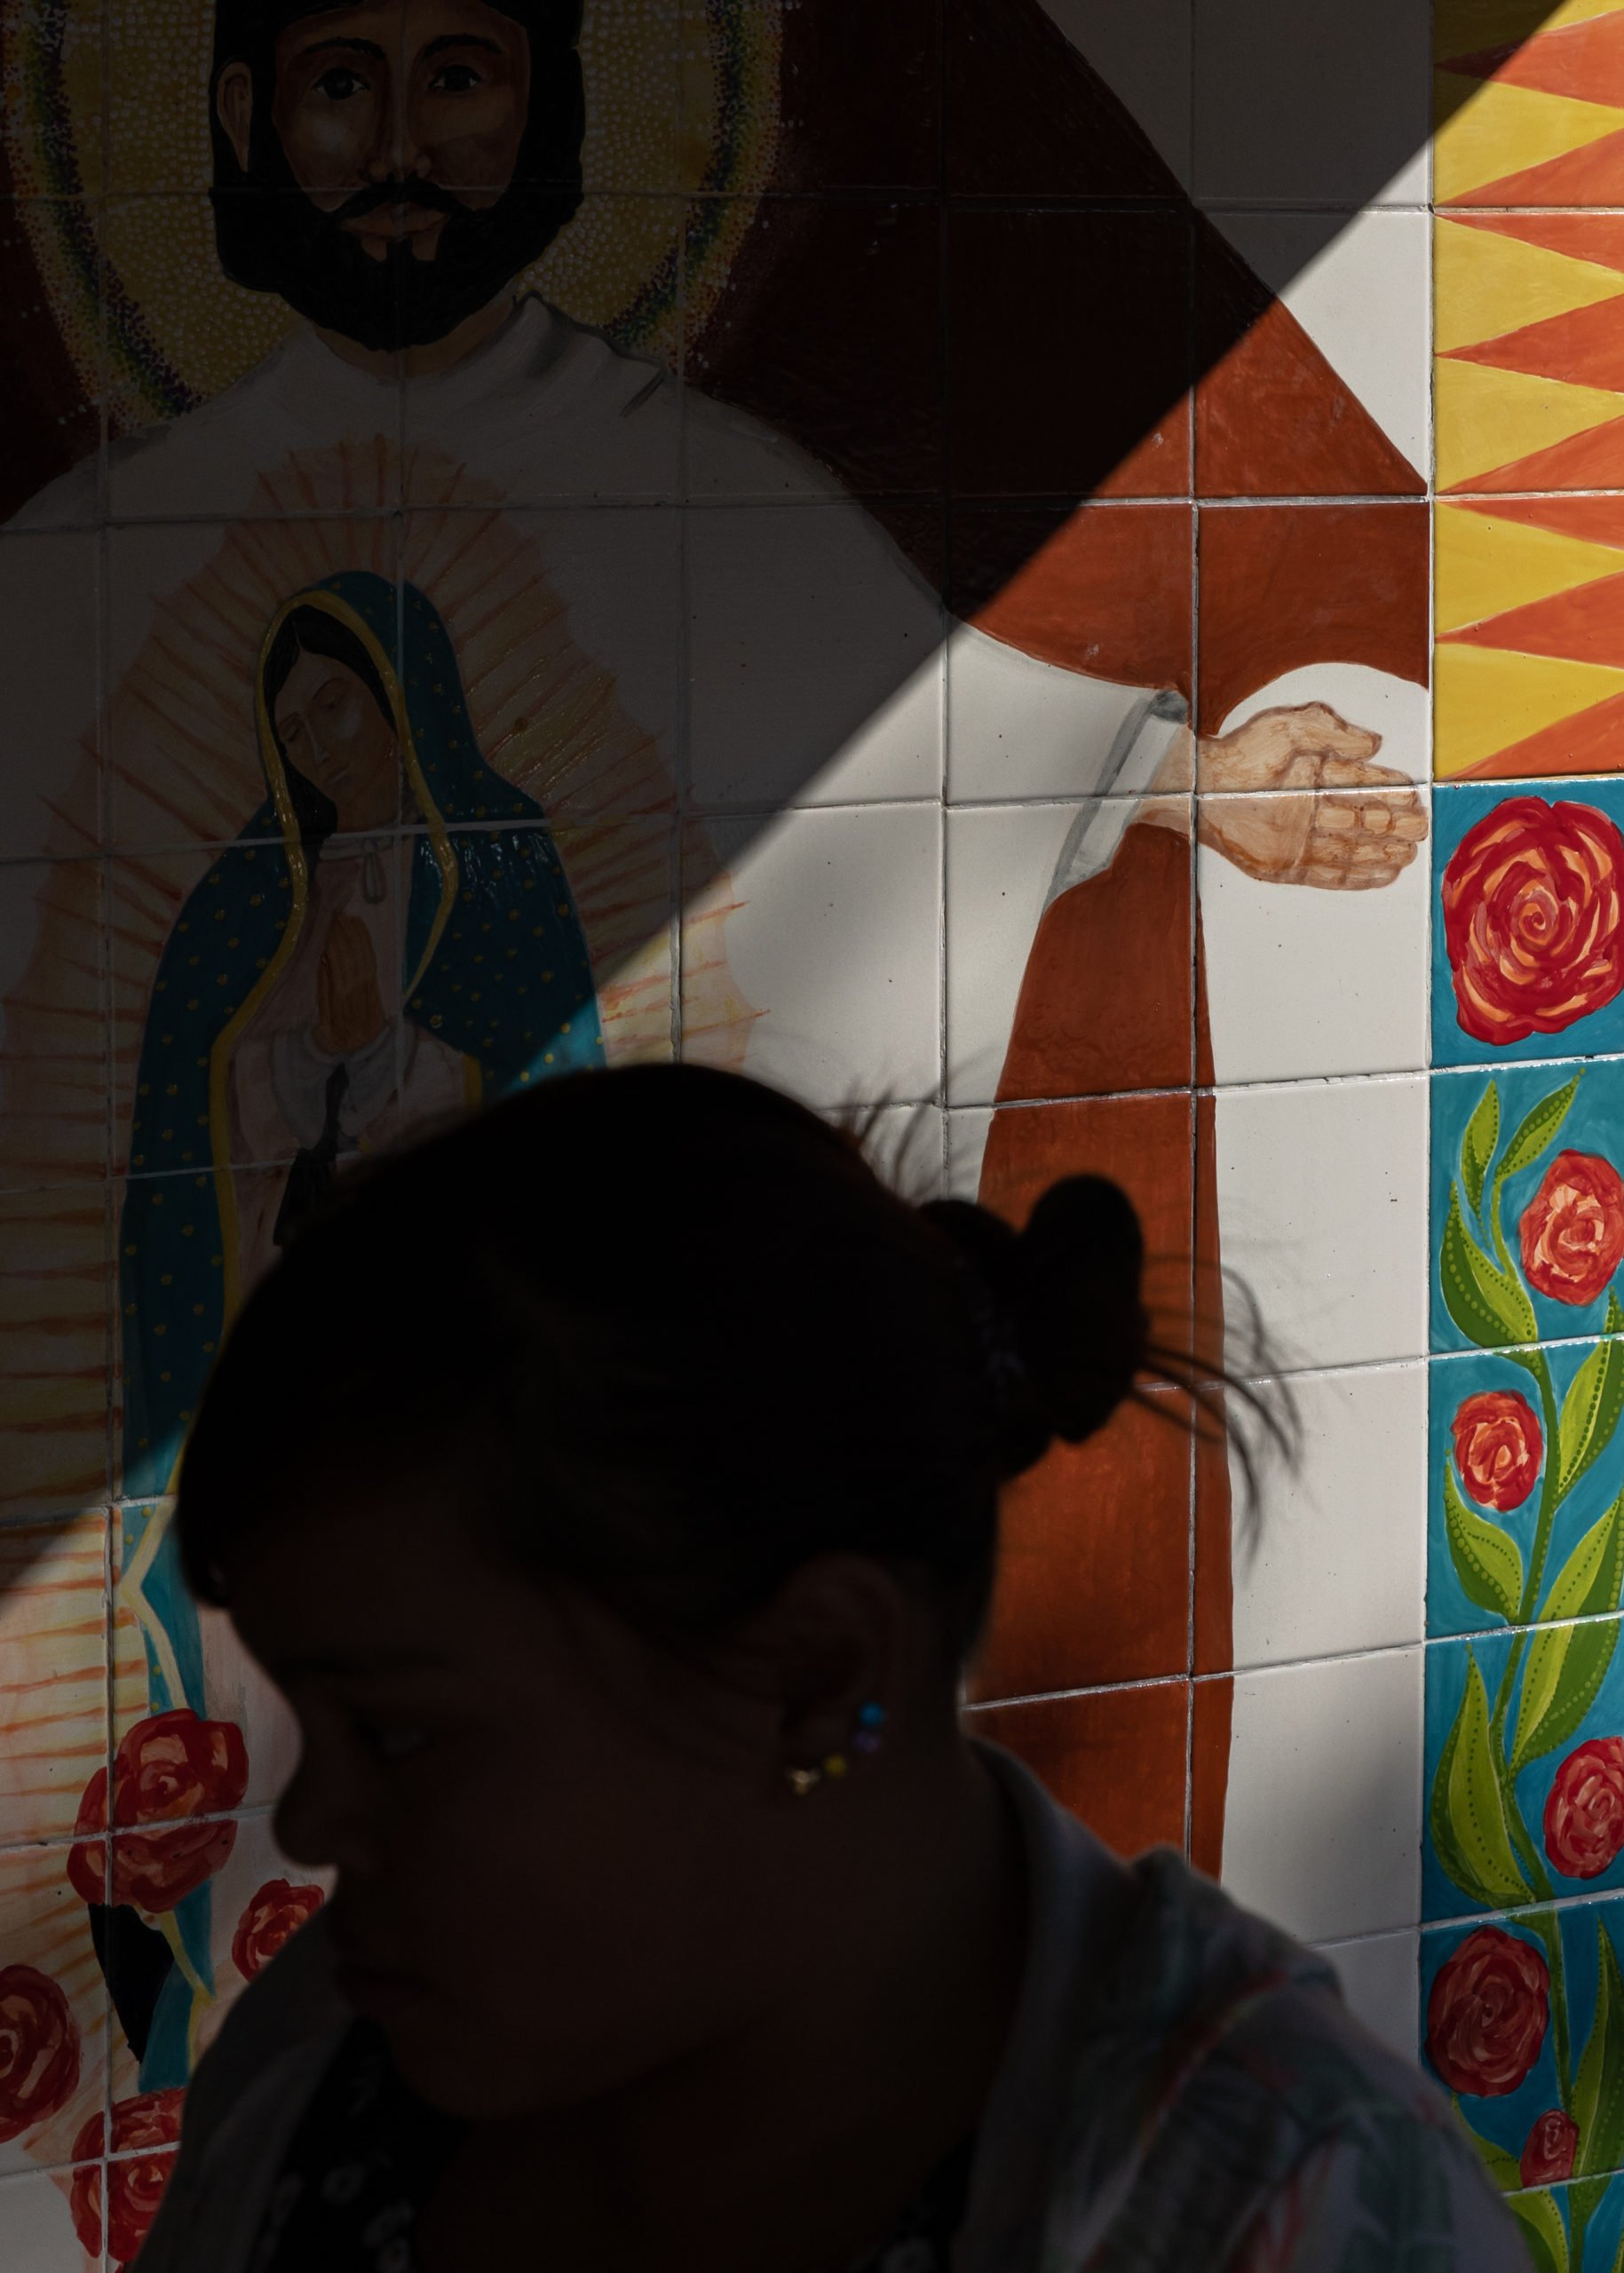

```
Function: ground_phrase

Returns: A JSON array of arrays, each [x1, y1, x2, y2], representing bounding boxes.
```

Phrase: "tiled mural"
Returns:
[[0, 0, 1618, 2261]]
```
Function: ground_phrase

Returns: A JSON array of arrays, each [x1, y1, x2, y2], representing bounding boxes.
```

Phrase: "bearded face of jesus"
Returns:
[[210, 0, 585, 351]]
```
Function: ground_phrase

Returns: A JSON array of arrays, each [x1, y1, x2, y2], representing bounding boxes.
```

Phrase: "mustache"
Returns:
[[330, 178, 476, 224]]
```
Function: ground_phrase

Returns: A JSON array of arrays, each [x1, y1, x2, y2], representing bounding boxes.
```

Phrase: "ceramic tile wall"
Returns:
[[0, 0, 1582, 2261]]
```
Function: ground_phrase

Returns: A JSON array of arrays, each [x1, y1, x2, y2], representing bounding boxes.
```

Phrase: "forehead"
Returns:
[[275, 0, 530, 56], [273, 645, 361, 708]]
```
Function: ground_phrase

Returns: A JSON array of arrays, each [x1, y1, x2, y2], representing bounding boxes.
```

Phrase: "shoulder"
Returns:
[[1042, 1852, 1523, 2269]]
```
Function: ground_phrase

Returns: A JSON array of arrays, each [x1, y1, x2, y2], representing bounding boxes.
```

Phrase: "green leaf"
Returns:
[[1440, 1184, 1540, 1351], [1510, 2190, 1571, 2273], [1512, 1495, 1624, 1773], [1452, 2098, 1520, 2190], [1574, 1920, 1624, 2178], [1500, 1074, 1581, 1186], [1462, 1081, 1501, 1220], [1444, 1465, 1525, 1624], [1434, 1651, 1533, 1909], [1557, 1293, 1624, 1505]]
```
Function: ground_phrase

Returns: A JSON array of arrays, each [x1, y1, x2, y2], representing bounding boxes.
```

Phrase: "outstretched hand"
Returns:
[[1197, 702, 1427, 891]]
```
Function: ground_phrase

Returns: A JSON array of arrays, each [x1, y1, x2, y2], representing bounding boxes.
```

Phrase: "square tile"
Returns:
[[1192, 0, 1430, 206], [947, 210, 1192, 501], [1437, 10, 1624, 207], [969, 1386, 1193, 1704], [686, 504, 944, 812], [1421, 1903, 1624, 2209], [0, 1841, 106, 2179], [99, 201, 304, 515], [764, 0, 940, 191], [1430, 1060, 1624, 1358], [0, 2166, 98, 2271], [685, 198, 943, 503], [966, 1682, 1189, 1860], [1315, 1927, 1420, 2064], [0, 861, 108, 1195], [1199, 786, 1430, 1085], [1198, 209, 1430, 491], [947, 507, 1194, 757], [1437, 213, 1624, 495], [0, 535, 101, 857], [0, 1183, 109, 1525], [946, 0, 1187, 195], [1223, 1646, 1423, 1943], [1424, 1622, 1624, 1921], [1206, 1074, 1430, 1375], [423, 505, 682, 822], [1024, 0, 1192, 190], [1226, 1362, 1426, 1671], [0, 202, 103, 530], [1436, 495, 1624, 785], [1427, 1337, 1624, 1643], [1195, 504, 1430, 751], [947, 802, 1193, 1107], [106, 520, 406, 853], [1433, 788, 1624, 1066], [0, 1513, 107, 1850], [680, 805, 942, 1109]]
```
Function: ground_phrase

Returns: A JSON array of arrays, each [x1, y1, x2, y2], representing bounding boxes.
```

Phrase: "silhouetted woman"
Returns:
[[139, 1065, 1519, 2272]]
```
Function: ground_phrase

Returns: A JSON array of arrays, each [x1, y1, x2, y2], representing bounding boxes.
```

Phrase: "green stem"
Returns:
[[1525, 1907, 1573, 2109], [1491, 1348, 1562, 1764]]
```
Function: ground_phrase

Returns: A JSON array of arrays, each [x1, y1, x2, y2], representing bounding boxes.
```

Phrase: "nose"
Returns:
[[367, 70, 432, 184], [274, 1747, 381, 1877]]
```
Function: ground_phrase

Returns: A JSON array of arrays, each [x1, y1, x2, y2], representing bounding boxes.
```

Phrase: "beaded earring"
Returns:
[[785, 1701, 887, 1796]]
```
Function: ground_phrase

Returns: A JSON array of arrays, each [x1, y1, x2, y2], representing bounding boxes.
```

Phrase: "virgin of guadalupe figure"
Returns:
[[120, 567, 603, 1506]]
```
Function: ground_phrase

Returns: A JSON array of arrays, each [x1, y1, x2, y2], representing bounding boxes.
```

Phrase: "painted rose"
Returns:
[[1544, 1735, 1624, 1881], [1441, 796, 1624, 1046], [1520, 1151, 1624, 1308], [1425, 1925, 1549, 2097], [67, 1707, 249, 1913], [232, 1879, 326, 1981], [71, 2089, 185, 2267], [0, 1963, 80, 2143], [1451, 1390, 1542, 1511], [1521, 2108, 1580, 2189]]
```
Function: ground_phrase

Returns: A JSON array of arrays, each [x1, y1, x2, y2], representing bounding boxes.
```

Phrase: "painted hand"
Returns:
[[1197, 701, 1427, 890], [314, 911, 386, 1056]]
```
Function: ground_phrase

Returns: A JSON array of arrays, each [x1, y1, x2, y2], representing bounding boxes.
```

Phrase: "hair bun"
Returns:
[[923, 1176, 1148, 1477]]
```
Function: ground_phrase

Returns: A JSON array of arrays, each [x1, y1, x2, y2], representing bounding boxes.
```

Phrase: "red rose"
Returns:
[[0, 1964, 81, 2143], [1545, 1736, 1624, 1880], [67, 1708, 249, 1913], [1425, 1926, 1549, 2097], [71, 2089, 185, 2267], [1451, 1390, 1543, 1511], [1520, 1152, 1624, 1307], [232, 1879, 326, 1982], [1441, 796, 1624, 1045], [1521, 2108, 1580, 2188]]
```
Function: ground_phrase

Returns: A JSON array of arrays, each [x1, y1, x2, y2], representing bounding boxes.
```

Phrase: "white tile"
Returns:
[[1212, 663, 1430, 788], [1208, 210, 1430, 471], [947, 804, 1092, 1106], [1222, 1645, 1423, 1942], [1037, 0, 1192, 186], [686, 504, 943, 810], [1200, 784, 1430, 1088], [1192, 0, 1430, 206], [0, 2167, 88, 2271], [1316, 1928, 1421, 2065], [1212, 1074, 1429, 1374], [683, 804, 942, 1109], [947, 625, 1187, 805], [1232, 1363, 1426, 1669]]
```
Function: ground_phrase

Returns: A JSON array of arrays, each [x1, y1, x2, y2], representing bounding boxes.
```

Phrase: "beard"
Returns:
[[214, 169, 581, 352]]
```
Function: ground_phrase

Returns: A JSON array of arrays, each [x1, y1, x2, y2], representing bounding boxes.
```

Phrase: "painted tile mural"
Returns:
[[0, 0, 1603, 2254]]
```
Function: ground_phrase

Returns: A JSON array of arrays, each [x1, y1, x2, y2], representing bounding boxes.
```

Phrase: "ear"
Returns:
[[724, 1556, 915, 1775], [216, 61, 255, 171]]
